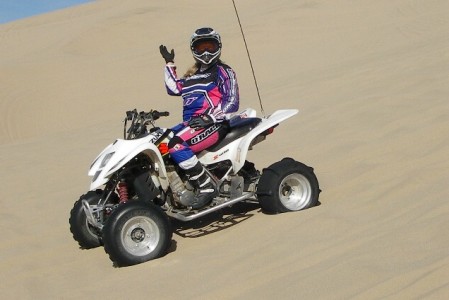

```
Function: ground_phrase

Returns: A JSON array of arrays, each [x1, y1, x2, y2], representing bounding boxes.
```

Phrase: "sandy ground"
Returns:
[[1, 0, 449, 299]]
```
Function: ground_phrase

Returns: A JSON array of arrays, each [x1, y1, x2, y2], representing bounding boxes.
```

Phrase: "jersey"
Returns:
[[164, 62, 239, 122]]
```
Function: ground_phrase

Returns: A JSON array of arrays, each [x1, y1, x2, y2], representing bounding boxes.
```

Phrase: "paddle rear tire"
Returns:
[[257, 158, 320, 213]]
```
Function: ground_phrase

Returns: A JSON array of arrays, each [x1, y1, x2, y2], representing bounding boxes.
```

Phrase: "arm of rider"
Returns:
[[188, 114, 216, 130], [159, 45, 175, 63]]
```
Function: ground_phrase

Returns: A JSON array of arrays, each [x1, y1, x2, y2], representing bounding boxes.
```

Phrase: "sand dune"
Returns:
[[1, 0, 448, 299]]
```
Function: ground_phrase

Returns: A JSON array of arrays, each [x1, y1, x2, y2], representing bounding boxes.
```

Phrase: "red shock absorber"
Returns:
[[117, 182, 129, 203]]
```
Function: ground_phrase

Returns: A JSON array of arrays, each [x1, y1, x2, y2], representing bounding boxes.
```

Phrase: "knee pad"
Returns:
[[168, 136, 185, 151]]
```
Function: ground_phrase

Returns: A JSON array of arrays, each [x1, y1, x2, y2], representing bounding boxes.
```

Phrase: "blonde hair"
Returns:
[[183, 62, 201, 78], [183, 59, 224, 78]]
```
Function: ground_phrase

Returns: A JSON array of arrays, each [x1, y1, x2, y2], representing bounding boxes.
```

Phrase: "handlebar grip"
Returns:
[[149, 110, 170, 121]]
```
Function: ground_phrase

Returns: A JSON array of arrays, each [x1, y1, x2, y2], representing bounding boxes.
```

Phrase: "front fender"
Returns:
[[89, 138, 169, 191]]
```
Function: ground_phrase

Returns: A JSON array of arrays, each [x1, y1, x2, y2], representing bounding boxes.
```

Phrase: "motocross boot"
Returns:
[[186, 162, 217, 209]]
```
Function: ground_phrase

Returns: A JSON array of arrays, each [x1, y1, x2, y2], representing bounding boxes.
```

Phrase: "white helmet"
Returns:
[[190, 27, 222, 65]]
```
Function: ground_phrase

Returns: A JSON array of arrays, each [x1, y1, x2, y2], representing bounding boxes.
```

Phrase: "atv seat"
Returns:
[[207, 116, 262, 152]]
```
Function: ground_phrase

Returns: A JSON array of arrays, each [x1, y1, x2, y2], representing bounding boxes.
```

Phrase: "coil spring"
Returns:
[[117, 182, 129, 203]]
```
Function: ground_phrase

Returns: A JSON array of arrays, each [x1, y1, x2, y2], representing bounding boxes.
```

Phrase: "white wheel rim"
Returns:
[[121, 216, 160, 256], [279, 173, 312, 211]]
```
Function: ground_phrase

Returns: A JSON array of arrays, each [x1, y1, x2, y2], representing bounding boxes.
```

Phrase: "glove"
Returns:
[[188, 114, 215, 130], [159, 45, 175, 63]]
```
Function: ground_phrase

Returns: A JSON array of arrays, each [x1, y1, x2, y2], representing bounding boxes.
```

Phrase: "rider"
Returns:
[[159, 27, 240, 208]]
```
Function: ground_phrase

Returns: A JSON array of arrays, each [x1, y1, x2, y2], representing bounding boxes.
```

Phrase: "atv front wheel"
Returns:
[[102, 201, 172, 267], [69, 190, 103, 248], [257, 158, 320, 214]]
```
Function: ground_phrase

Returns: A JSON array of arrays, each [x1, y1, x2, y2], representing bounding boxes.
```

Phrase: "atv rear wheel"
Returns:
[[69, 190, 103, 248], [102, 201, 172, 267], [257, 158, 320, 214]]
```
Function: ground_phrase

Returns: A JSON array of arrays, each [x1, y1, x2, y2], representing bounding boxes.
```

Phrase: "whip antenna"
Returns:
[[231, 0, 265, 116]]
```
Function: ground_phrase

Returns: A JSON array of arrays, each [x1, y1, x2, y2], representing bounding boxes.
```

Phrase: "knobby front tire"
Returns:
[[102, 201, 172, 267]]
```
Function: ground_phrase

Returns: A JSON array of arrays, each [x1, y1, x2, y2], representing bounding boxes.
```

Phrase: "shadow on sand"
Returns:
[[166, 199, 322, 255]]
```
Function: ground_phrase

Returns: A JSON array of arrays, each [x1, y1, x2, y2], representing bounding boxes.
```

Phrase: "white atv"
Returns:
[[69, 108, 320, 266]]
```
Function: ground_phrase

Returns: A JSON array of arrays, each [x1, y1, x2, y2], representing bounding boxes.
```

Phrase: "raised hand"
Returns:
[[159, 45, 175, 63]]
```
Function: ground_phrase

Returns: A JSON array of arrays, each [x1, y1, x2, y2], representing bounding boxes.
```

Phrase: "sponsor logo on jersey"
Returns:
[[186, 73, 211, 80], [184, 97, 197, 106]]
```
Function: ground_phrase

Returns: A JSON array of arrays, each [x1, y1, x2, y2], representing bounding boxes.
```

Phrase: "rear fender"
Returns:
[[198, 108, 257, 167], [236, 109, 298, 171], [199, 109, 298, 172]]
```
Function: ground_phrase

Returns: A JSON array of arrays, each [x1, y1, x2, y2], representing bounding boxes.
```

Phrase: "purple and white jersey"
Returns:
[[164, 62, 239, 122]]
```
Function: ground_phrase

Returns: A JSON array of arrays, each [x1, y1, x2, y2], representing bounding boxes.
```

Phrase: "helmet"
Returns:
[[190, 27, 222, 65]]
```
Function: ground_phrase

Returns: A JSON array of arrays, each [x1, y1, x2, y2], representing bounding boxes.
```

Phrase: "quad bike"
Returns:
[[69, 108, 320, 266]]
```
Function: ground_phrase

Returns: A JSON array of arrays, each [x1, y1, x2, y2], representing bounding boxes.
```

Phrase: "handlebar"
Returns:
[[125, 109, 169, 121], [124, 109, 170, 139]]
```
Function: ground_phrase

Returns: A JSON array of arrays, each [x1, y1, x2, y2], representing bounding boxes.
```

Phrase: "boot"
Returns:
[[186, 162, 217, 209]]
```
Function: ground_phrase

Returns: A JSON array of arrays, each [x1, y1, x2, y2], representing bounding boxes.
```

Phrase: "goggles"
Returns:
[[192, 39, 220, 55]]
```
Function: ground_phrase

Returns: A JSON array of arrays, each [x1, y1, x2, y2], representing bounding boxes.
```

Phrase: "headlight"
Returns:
[[100, 152, 115, 168]]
